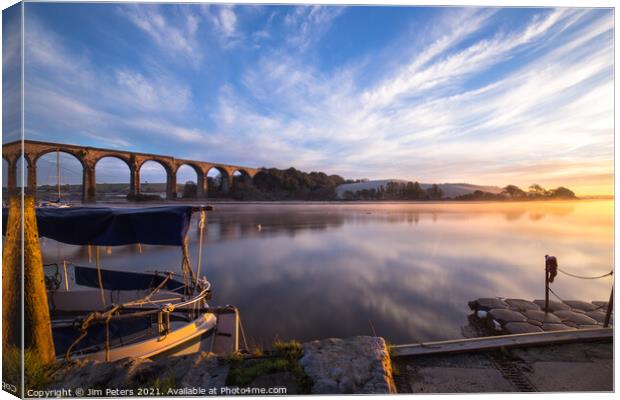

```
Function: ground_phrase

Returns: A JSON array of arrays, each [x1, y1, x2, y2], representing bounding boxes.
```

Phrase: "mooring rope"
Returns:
[[237, 311, 250, 353], [548, 287, 565, 303], [194, 210, 206, 281], [548, 286, 607, 311], [558, 268, 613, 280]]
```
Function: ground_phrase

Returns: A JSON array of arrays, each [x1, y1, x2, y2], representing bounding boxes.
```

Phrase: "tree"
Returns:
[[502, 185, 526, 199], [427, 184, 443, 200], [182, 181, 197, 198], [549, 186, 577, 199], [528, 184, 548, 198]]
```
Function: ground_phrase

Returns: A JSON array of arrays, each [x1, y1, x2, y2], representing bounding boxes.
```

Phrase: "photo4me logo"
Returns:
[[2, 381, 17, 394]]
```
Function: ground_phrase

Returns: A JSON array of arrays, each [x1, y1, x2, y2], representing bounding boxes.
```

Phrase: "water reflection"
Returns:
[[40, 201, 613, 346]]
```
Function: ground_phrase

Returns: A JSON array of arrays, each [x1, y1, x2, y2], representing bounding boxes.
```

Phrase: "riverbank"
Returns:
[[36, 332, 612, 395]]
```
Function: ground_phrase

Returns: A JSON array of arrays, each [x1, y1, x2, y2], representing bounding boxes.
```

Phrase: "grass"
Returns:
[[3, 347, 58, 393], [224, 340, 313, 394], [152, 374, 176, 393]]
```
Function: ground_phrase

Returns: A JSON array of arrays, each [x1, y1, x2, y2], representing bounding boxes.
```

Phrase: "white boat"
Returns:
[[32, 205, 239, 362]]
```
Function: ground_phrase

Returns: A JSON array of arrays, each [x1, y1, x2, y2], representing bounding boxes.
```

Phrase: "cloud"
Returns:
[[210, 8, 613, 194], [199, 4, 243, 48], [20, 6, 614, 195], [119, 4, 203, 65], [283, 5, 344, 50]]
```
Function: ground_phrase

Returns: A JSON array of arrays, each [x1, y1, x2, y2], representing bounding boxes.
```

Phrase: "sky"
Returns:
[[2, 3, 614, 195]]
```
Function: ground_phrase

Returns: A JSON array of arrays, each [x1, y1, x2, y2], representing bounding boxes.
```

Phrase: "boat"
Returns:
[[9, 205, 238, 361], [38, 150, 71, 208]]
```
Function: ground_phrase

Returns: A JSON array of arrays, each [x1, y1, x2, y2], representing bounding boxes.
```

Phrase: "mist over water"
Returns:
[[41, 200, 613, 347]]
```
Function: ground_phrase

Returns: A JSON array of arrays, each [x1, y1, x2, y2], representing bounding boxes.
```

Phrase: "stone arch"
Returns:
[[34, 150, 84, 202], [32, 148, 85, 168], [176, 163, 201, 199], [95, 156, 132, 201], [139, 159, 170, 200], [94, 154, 131, 169], [2, 158, 9, 202], [206, 166, 230, 197]]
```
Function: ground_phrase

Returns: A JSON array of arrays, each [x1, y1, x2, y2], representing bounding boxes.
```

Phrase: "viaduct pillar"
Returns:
[[196, 173, 208, 199], [27, 160, 37, 196], [6, 160, 17, 195], [166, 170, 177, 200], [82, 164, 96, 203], [129, 160, 140, 198]]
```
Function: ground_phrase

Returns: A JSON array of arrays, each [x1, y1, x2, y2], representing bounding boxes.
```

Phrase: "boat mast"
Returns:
[[57, 150, 61, 201]]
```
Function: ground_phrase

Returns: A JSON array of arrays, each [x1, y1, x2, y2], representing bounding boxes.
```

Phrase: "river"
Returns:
[[40, 200, 613, 347]]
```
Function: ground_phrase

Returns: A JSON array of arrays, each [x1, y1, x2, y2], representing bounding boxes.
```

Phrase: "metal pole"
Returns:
[[604, 287, 613, 328], [57, 150, 61, 201]]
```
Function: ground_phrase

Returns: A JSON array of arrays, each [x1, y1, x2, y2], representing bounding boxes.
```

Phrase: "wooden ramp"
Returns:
[[391, 327, 613, 358], [210, 306, 240, 355]]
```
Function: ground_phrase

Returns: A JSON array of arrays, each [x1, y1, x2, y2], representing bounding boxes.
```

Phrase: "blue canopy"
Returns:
[[2, 206, 197, 246]]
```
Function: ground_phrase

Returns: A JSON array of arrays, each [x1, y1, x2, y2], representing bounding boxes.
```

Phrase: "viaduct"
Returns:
[[2, 140, 262, 202]]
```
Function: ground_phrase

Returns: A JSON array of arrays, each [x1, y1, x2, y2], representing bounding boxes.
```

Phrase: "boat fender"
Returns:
[[492, 319, 502, 331]]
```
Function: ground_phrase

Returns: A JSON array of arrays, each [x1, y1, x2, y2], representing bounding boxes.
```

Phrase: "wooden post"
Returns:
[[2, 196, 22, 349], [604, 287, 613, 328], [543, 255, 557, 313], [23, 195, 56, 363]]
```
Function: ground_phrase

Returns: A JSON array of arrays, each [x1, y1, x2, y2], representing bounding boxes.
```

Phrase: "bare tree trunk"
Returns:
[[23, 195, 56, 363]]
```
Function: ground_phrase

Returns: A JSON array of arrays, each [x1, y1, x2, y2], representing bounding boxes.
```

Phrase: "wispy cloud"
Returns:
[[119, 4, 203, 65], [16, 5, 614, 194], [210, 8, 613, 194], [283, 5, 344, 50], [23, 12, 208, 152]]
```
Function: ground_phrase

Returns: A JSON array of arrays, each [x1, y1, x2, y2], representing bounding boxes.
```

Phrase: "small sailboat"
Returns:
[[39, 150, 70, 208], [8, 205, 238, 361]]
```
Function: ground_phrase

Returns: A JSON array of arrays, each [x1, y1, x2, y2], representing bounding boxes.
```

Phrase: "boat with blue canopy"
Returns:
[[3, 205, 239, 361]]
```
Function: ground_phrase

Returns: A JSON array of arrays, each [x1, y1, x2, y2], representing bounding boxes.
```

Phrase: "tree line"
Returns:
[[342, 181, 443, 201], [343, 182, 576, 201], [228, 167, 345, 200], [180, 170, 577, 202], [455, 184, 577, 201]]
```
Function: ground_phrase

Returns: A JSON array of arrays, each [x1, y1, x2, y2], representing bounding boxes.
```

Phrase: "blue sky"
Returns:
[[3, 4, 614, 194]]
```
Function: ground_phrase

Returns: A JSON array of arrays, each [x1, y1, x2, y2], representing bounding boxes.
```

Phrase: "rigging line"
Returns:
[[37, 158, 82, 175], [557, 268, 613, 280], [548, 287, 565, 303], [195, 210, 206, 280], [95, 246, 106, 307]]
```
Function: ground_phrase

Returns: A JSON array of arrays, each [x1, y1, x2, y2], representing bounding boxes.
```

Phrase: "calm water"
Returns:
[[41, 200, 614, 347]]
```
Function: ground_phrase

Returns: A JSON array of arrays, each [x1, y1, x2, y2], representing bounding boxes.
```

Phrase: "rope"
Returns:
[[237, 310, 250, 353], [63, 260, 69, 291], [194, 210, 206, 281], [548, 287, 565, 303], [558, 268, 613, 280], [95, 246, 106, 307], [548, 286, 607, 311]]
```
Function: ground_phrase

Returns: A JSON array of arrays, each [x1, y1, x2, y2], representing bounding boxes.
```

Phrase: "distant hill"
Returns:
[[335, 179, 503, 199]]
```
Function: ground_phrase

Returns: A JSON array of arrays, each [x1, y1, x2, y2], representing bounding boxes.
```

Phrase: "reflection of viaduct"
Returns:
[[2, 140, 261, 202]]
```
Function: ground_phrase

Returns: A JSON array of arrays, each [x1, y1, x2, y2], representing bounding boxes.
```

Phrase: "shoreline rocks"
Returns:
[[300, 336, 397, 394]]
